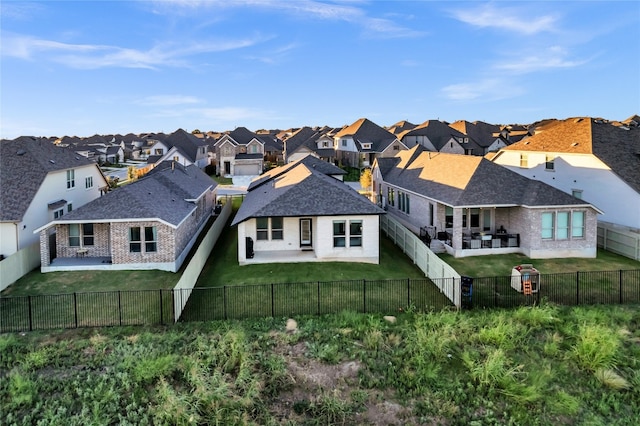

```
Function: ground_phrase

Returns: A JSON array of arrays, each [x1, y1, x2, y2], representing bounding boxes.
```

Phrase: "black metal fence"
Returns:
[[1, 270, 639, 333], [464, 269, 640, 309]]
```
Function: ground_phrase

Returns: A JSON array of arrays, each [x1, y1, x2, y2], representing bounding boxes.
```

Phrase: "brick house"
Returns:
[[372, 145, 601, 258], [35, 161, 217, 272]]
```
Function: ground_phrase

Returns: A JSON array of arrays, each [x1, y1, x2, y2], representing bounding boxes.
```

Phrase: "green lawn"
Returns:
[[439, 249, 640, 278], [196, 225, 427, 287]]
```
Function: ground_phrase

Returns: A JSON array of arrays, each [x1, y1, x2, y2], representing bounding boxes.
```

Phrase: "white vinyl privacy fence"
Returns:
[[173, 201, 232, 321], [598, 222, 640, 261], [380, 214, 462, 308], [0, 242, 41, 292]]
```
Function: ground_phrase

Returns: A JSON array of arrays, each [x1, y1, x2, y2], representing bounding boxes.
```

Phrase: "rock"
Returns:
[[285, 318, 298, 333], [383, 315, 396, 324]]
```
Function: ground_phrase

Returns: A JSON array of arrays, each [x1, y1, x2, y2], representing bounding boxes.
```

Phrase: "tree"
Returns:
[[127, 165, 138, 182], [359, 168, 372, 191], [191, 129, 202, 134]]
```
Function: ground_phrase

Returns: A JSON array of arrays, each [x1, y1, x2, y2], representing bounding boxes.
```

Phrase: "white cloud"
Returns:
[[1, 32, 265, 69], [149, 0, 423, 39], [441, 78, 525, 102], [449, 4, 558, 35], [495, 46, 591, 74], [135, 95, 203, 107]]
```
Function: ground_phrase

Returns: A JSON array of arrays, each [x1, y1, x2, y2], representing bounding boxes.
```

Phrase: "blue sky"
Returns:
[[1, 0, 638, 138]]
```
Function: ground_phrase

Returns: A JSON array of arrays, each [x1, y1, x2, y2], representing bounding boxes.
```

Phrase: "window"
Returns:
[[341, 139, 347, 147], [388, 188, 394, 206], [429, 203, 434, 226], [67, 203, 73, 212], [470, 209, 480, 228], [333, 221, 346, 247], [67, 169, 75, 189], [129, 227, 142, 252], [393, 145, 399, 151], [541, 212, 554, 239], [145, 226, 157, 252], [54, 208, 64, 219], [398, 192, 410, 214], [545, 155, 555, 170], [271, 217, 283, 240], [349, 221, 362, 247], [256, 217, 269, 240], [85, 176, 93, 189], [155, 148, 164, 155], [173, 156, 179, 162], [464, 149, 474, 155], [572, 189, 583, 199], [445, 206, 453, 228], [572, 211, 585, 238], [69, 224, 80, 247], [557, 212, 569, 240], [82, 223, 94, 246], [520, 154, 528, 168]]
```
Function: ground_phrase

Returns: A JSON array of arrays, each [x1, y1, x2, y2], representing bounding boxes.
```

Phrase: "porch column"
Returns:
[[39, 229, 50, 267], [451, 208, 463, 250]]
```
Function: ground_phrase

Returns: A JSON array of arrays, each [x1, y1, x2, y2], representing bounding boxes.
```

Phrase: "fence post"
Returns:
[[494, 277, 498, 308], [223, 286, 228, 320], [619, 270, 623, 304], [28, 295, 33, 331], [407, 278, 410, 308], [317, 281, 321, 315], [159, 289, 164, 325], [576, 271, 580, 305], [271, 283, 275, 318], [74, 292, 79, 328], [363, 279, 366, 313], [118, 291, 122, 326]]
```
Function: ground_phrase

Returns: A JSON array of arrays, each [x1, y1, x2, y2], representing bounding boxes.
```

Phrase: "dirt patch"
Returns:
[[268, 336, 421, 425]]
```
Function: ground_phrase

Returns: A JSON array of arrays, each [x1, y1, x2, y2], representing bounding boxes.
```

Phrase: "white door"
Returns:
[[300, 218, 312, 247]]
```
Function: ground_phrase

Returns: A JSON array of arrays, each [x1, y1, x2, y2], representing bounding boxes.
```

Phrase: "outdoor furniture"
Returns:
[[470, 239, 481, 249], [76, 248, 88, 257], [491, 238, 501, 248]]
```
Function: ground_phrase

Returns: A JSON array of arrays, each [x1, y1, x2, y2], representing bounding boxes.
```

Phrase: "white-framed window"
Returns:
[[85, 176, 93, 189], [83, 223, 94, 246], [333, 221, 346, 247], [69, 224, 80, 247], [54, 208, 64, 219], [519, 154, 528, 168], [349, 220, 362, 247], [129, 226, 158, 253], [144, 226, 157, 252], [542, 211, 586, 240], [572, 211, 585, 238], [155, 148, 163, 155], [333, 220, 363, 248], [557, 212, 569, 240], [271, 217, 283, 240], [66, 169, 75, 189], [541, 212, 554, 239], [545, 155, 555, 171], [256, 217, 283, 240], [256, 218, 269, 240]]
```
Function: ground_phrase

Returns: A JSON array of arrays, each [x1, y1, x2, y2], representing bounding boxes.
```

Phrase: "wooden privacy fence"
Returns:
[[598, 222, 640, 261], [380, 214, 461, 308]]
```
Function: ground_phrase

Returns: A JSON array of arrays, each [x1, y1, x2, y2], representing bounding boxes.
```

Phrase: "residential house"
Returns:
[[387, 120, 417, 136], [0, 137, 108, 259], [372, 145, 600, 258], [148, 129, 209, 169], [35, 161, 217, 273], [283, 126, 337, 164], [397, 119, 478, 155], [491, 117, 640, 230], [449, 120, 508, 154], [232, 157, 385, 265], [213, 127, 272, 176], [333, 118, 408, 168]]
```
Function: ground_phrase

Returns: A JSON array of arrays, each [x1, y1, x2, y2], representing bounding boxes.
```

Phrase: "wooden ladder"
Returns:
[[522, 280, 533, 296]]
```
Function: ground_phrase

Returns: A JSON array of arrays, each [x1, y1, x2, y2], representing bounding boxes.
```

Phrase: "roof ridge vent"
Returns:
[[17, 149, 26, 156]]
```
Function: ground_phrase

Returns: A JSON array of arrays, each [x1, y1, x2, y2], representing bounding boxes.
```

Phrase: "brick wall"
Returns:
[[110, 221, 175, 265]]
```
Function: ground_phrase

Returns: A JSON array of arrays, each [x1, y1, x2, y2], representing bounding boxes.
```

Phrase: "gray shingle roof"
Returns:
[[248, 155, 345, 191], [398, 120, 466, 151], [1, 137, 97, 222], [164, 129, 208, 163], [52, 162, 215, 227], [379, 145, 593, 208], [232, 164, 384, 226]]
